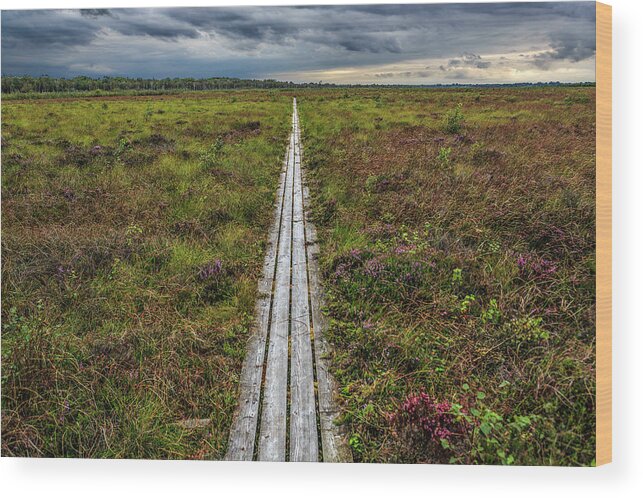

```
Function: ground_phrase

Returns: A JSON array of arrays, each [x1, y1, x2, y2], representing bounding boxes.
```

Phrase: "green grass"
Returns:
[[298, 86, 596, 465], [1, 91, 292, 458]]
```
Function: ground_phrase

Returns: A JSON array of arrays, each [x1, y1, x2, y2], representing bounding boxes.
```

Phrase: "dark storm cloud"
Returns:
[[80, 9, 113, 18], [1, 3, 596, 83], [157, 7, 404, 53], [109, 20, 200, 40], [338, 35, 402, 54], [1, 11, 98, 48], [162, 7, 295, 40], [531, 31, 597, 68], [1, 8, 200, 48], [447, 52, 492, 69]]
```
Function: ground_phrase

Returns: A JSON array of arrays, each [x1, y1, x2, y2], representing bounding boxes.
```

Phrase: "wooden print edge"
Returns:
[[595, 1, 612, 467]]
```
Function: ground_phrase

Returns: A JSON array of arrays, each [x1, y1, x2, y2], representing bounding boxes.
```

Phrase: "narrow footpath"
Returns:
[[226, 98, 350, 462]]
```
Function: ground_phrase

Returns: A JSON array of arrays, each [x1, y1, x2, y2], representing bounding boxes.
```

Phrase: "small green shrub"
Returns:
[[444, 103, 464, 133], [199, 137, 225, 168], [481, 299, 501, 324], [349, 434, 364, 455], [365, 175, 379, 193], [451, 268, 463, 286], [505, 316, 549, 343], [437, 146, 452, 169]]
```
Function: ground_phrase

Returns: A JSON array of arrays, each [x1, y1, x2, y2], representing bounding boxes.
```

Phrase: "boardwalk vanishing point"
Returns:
[[226, 98, 350, 462]]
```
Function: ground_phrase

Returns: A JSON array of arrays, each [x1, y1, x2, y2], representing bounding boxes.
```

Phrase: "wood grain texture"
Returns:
[[596, 1, 612, 467], [258, 125, 295, 462], [289, 104, 319, 461]]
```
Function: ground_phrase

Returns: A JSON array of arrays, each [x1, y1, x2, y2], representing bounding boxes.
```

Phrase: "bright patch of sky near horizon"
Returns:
[[1, 3, 596, 84]]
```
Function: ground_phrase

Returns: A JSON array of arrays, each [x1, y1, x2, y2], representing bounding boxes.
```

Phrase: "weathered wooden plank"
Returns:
[[225, 146, 290, 461], [289, 104, 319, 462], [257, 120, 295, 462], [299, 112, 353, 463], [229, 97, 348, 462]]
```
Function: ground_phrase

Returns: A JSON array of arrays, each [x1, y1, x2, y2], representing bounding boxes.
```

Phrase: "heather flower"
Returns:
[[55, 264, 73, 280], [394, 244, 416, 255], [405, 272, 416, 283], [398, 271, 418, 286], [517, 253, 558, 279], [198, 259, 223, 281], [531, 258, 557, 277], [363, 257, 385, 278], [332, 263, 349, 283], [388, 392, 469, 449]]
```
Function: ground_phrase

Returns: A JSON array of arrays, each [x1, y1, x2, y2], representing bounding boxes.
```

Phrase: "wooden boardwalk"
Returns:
[[226, 98, 350, 462]]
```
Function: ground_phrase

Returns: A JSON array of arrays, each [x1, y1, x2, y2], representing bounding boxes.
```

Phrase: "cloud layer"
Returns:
[[1, 3, 596, 84]]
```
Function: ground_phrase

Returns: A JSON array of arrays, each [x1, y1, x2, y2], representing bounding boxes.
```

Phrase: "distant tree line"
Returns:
[[1, 75, 336, 94], [1, 75, 595, 95]]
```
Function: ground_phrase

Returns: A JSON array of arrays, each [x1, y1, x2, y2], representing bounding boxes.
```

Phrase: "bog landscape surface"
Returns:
[[1, 86, 596, 464]]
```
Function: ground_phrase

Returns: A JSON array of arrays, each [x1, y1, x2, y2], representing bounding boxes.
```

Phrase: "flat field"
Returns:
[[1, 91, 291, 458], [298, 86, 596, 465], [2, 86, 596, 465]]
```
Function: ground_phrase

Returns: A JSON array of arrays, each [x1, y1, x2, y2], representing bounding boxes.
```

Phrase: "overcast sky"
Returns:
[[1, 2, 596, 84]]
